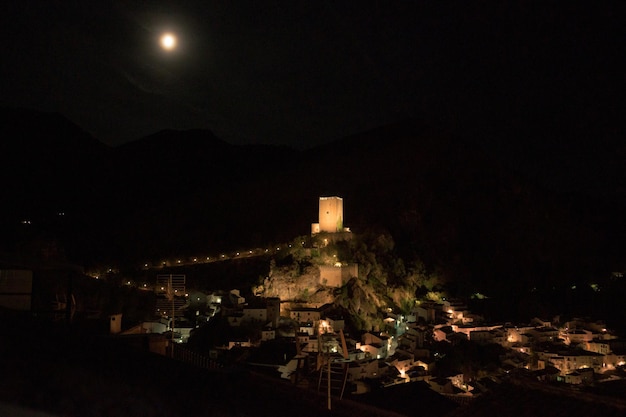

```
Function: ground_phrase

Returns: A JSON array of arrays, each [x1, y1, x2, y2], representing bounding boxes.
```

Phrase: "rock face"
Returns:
[[253, 241, 412, 331], [255, 263, 336, 306]]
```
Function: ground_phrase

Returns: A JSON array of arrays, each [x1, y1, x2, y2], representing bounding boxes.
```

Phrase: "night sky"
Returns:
[[1, 1, 623, 151]]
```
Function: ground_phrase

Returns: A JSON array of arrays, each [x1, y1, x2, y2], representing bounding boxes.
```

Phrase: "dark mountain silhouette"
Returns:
[[1, 107, 108, 211], [1, 108, 624, 315]]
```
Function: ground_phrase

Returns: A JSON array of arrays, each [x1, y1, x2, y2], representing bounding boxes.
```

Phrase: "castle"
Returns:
[[311, 196, 356, 287]]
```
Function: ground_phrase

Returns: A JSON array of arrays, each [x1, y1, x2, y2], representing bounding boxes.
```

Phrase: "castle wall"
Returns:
[[319, 266, 343, 287], [319, 264, 358, 287]]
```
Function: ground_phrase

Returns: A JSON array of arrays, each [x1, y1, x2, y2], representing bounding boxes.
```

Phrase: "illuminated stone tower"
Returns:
[[318, 196, 343, 233]]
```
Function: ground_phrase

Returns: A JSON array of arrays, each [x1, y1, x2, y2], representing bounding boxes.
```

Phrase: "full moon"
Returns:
[[160, 33, 177, 51]]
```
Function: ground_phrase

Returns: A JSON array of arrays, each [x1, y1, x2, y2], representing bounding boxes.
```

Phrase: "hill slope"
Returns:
[[1, 108, 624, 301]]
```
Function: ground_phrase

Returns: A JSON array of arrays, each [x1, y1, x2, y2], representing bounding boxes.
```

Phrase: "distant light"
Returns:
[[160, 33, 177, 50], [193, 258, 197, 262], [177, 260, 181, 263], [144, 263, 148, 267]]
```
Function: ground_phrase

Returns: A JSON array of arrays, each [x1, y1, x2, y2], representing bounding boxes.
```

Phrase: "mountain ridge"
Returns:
[[1, 107, 623, 292]]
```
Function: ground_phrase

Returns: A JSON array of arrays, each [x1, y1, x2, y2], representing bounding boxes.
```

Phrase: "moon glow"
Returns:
[[160, 33, 177, 51]]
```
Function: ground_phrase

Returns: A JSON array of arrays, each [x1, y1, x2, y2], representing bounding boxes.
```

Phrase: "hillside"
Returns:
[[2, 108, 625, 322]]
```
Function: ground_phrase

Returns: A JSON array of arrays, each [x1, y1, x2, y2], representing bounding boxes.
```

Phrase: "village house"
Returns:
[[227, 337, 251, 350], [527, 326, 560, 343], [301, 335, 319, 353], [503, 324, 535, 346], [226, 312, 243, 327], [564, 368, 594, 385], [442, 299, 477, 325], [347, 359, 382, 381], [387, 350, 415, 377], [563, 329, 594, 346], [260, 326, 276, 342], [360, 341, 387, 360], [407, 365, 429, 381], [408, 302, 437, 323], [469, 330, 495, 345], [510, 344, 533, 356], [533, 366, 561, 383], [548, 350, 605, 374], [433, 325, 455, 342], [603, 352, 626, 369], [415, 357, 436, 374], [565, 317, 609, 334], [298, 322, 315, 335], [501, 352, 530, 370], [296, 331, 310, 346], [433, 325, 467, 345], [359, 332, 390, 359], [452, 324, 502, 341], [324, 316, 345, 332], [586, 339, 611, 355], [242, 306, 267, 323], [428, 377, 456, 394], [290, 307, 321, 326], [346, 348, 367, 361], [398, 323, 430, 352]]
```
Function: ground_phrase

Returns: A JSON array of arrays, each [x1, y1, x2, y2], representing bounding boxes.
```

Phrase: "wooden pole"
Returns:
[[327, 353, 331, 410]]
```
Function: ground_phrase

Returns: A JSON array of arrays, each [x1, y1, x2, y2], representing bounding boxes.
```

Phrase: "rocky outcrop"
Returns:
[[254, 263, 335, 305]]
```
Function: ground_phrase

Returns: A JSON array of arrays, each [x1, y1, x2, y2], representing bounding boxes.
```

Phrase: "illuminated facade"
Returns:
[[312, 196, 344, 234], [319, 264, 358, 287]]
